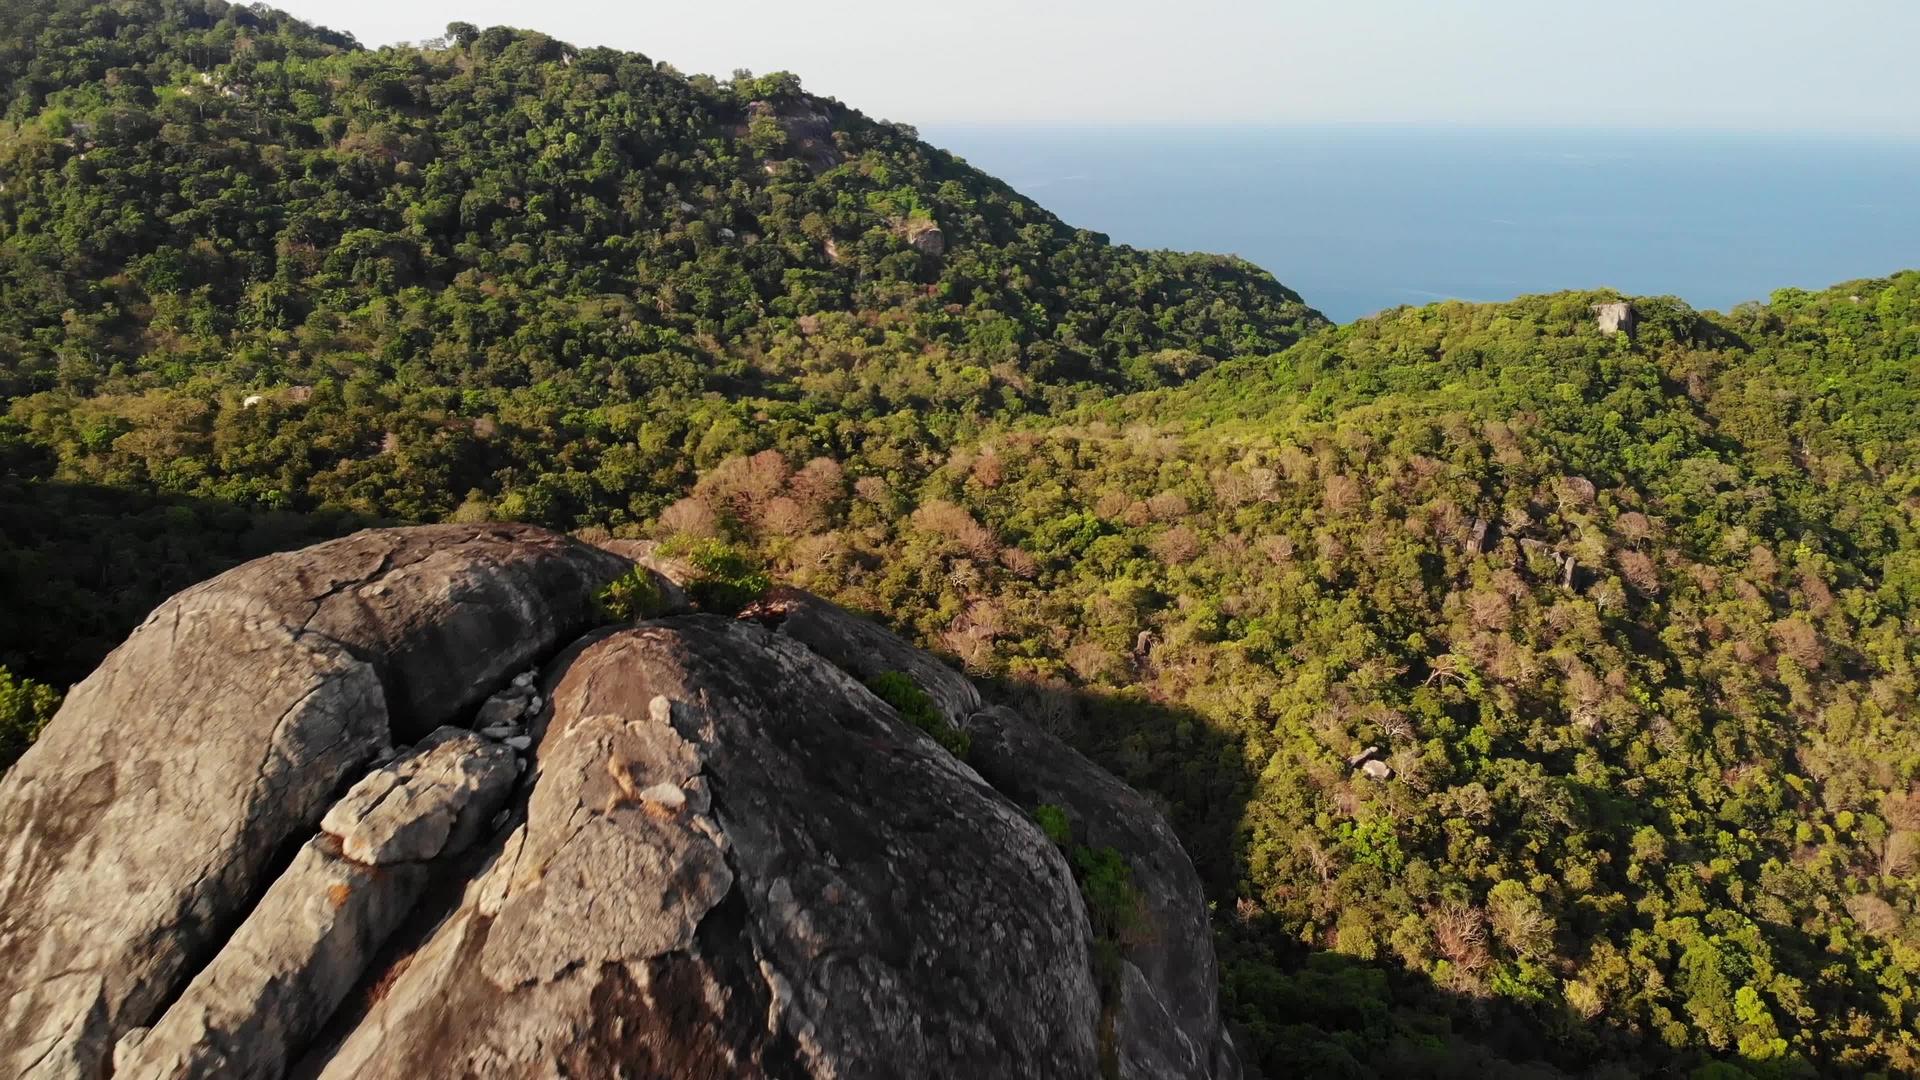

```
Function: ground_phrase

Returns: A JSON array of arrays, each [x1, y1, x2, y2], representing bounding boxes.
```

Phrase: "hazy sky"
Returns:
[[272, 1, 1920, 134]]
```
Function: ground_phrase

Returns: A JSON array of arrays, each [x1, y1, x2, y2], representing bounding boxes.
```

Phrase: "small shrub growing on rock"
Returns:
[[1027, 803, 1145, 955], [1029, 801, 1145, 1078], [1073, 844, 1144, 946], [594, 568, 667, 623], [0, 665, 61, 775], [1033, 803, 1073, 846], [662, 538, 772, 614], [865, 670, 971, 758]]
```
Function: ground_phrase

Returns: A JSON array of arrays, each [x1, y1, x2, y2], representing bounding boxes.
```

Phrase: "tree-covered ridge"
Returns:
[[0, 0, 1319, 519], [668, 274, 1920, 1076]]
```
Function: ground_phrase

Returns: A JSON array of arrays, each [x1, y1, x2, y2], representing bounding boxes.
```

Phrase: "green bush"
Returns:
[[1030, 799, 1144, 1079], [1073, 843, 1143, 943], [1033, 802, 1073, 846], [865, 670, 971, 758], [0, 666, 61, 775], [1031, 803, 1145, 949], [594, 567, 668, 623], [661, 538, 773, 615]]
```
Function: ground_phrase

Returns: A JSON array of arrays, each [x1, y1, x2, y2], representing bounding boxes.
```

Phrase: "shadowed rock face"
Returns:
[[0, 526, 1241, 1080], [749, 588, 1239, 1079]]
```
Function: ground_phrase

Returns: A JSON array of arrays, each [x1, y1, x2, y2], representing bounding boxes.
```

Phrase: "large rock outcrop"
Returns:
[[0, 526, 1242, 1079], [0, 525, 625, 1080]]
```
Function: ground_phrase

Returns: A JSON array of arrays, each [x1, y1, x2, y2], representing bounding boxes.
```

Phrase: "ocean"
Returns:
[[921, 125, 1920, 323]]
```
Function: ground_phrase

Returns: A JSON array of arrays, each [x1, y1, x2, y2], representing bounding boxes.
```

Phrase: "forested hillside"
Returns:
[[685, 277, 1920, 1077], [3, 2, 1919, 1078], [0, 0, 1318, 688]]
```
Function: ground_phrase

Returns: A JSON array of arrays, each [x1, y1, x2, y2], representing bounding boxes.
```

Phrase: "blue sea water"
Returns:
[[921, 125, 1920, 324]]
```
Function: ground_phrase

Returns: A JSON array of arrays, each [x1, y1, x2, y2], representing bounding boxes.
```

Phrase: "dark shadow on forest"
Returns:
[[973, 676, 1814, 1080], [0, 477, 371, 687]]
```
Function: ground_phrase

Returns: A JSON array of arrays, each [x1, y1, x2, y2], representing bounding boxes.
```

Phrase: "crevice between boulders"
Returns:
[[111, 649, 581, 1080], [658, 690, 827, 1067]]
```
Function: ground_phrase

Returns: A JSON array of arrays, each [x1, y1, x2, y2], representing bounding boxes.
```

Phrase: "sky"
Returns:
[[272, 1, 1920, 135]]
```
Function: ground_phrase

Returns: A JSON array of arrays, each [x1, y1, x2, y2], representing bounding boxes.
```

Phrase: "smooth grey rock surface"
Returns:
[[968, 704, 1235, 1079], [472, 693, 527, 730], [1595, 300, 1637, 337], [748, 586, 982, 727], [759, 590, 1237, 1079], [904, 220, 946, 255]]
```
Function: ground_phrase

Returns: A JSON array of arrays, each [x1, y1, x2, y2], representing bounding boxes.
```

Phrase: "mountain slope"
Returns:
[[0, 0, 1320, 689], [0, 0, 1319, 502], [683, 275, 1920, 1076]]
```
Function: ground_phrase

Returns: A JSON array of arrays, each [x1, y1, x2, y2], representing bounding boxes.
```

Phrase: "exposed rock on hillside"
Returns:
[[898, 216, 948, 256], [0, 526, 1239, 1079], [1594, 300, 1637, 337], [747, 97, 844, 172], [116, 731, 519, 1080]]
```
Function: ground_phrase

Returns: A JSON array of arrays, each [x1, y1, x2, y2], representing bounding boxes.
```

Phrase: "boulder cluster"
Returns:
[[0, 525, 1244, 1080]]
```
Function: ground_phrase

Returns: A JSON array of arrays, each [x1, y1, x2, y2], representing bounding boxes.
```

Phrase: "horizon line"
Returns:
[[913, 119, 1920, 139]]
